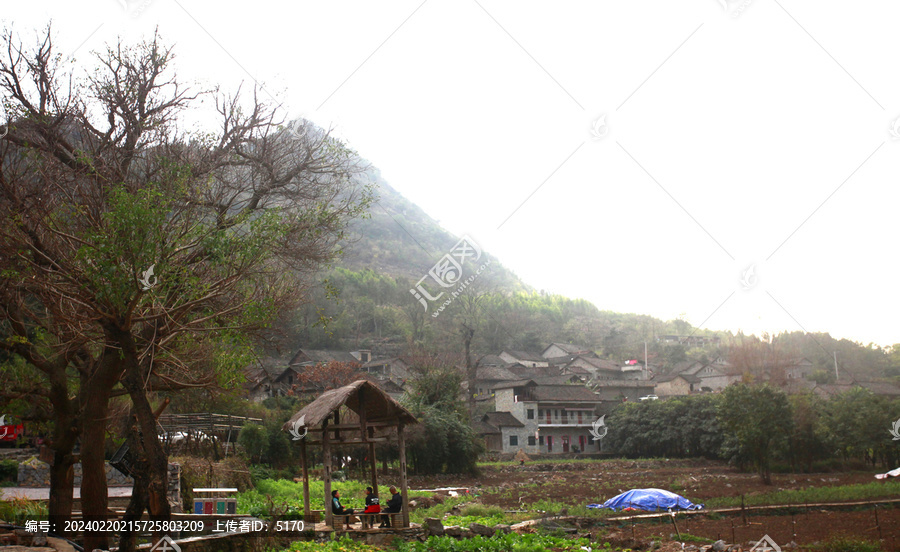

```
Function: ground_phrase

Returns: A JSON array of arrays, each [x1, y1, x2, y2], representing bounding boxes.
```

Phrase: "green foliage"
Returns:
[[606, 394, 723, 459], [718, 384, 793, 483], [403, 365, 482, 475], [0, 497, 47, 524], [398, 533, 615, 552], [238, 424, 269, 463], [817, 536, 883, 552], [280, 535, 380, 551], [703, 479, 900, 509], [0, 460, 17, 482], [819, 387, 900, 467], [237, 478, 431, 518]]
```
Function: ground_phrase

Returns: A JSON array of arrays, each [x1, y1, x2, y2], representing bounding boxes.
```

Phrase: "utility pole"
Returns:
[[833, 351, 839, 380], [644, 341, 649, 380]]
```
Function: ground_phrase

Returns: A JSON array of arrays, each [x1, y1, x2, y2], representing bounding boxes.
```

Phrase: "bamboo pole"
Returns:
[[398, 421, 409, 528], [300, 438, 310, 521]]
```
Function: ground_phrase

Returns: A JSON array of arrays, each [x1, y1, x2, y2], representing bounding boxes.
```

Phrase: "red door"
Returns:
[[562, 435, 570, 453], [579, 435, 586, 451], [546, 436, 553, 452], [546, 410, 551, 424]]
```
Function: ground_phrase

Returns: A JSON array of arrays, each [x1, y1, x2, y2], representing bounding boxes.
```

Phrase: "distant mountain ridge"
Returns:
[[340, 165, 524, 291]]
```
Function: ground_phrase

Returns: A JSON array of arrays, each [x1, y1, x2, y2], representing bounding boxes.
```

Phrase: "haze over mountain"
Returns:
[[280, 155, 899, 384]]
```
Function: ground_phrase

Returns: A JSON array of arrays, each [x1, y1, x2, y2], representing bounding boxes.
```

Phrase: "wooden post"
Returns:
[[323, 418, 332, 528], [669, 513, 681, 540], [359, 388, 368, 487], [300, 438, 310, 521], [398, 421, 409, 528], [368, 438, 378, 497]]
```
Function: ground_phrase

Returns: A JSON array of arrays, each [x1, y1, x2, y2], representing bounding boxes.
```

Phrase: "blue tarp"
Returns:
[[587, 488, 704, 511]]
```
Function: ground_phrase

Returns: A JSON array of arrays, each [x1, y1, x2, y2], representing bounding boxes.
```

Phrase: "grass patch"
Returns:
[[0, 497, 47, 525], [398, 533, 627, 552], [277, 535, 381, 551], [815, 536, 883, 552], [704, 480, 900, 509], [237, 478, 431, 518]]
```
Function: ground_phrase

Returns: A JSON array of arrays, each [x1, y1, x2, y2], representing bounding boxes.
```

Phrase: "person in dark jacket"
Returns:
[[331, 490, 355, 516], [380, 486, 402, 528], [363, 486, 381, 514]]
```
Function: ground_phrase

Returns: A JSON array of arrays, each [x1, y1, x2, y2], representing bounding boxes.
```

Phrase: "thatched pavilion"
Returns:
[[282, 379, 418, 528]]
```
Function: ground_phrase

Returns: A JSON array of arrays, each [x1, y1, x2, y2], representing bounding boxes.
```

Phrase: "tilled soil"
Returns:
[[407, 458, 900, 550]]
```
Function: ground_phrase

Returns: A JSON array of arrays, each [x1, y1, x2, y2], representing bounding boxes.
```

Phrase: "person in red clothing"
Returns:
[[363, 486, 381, 514]]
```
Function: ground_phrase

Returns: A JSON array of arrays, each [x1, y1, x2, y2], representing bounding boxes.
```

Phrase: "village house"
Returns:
[[483, 379, 602, 455], [589, 379, 657, 403], [499, 350, 549, 368], [243, 366, 276, 402], [654, 373, 701, 397], [542, 342, 593, 358]]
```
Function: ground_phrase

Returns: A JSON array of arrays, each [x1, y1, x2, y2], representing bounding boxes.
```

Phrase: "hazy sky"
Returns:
[[4, 1, 899, 347]]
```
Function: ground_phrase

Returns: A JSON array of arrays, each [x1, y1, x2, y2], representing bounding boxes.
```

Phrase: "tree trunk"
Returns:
[[114, 327, 173, 546], [47, 450, 75, 537], [47, 378, 79, 536], [80, 381, 115, 551], [117, 415, 149, 552], [463, 326, 476, 416]]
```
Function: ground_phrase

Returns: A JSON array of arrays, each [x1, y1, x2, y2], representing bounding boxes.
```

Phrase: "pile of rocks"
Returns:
[[421, 517, 514, 540], [0, 526, 76, 551]]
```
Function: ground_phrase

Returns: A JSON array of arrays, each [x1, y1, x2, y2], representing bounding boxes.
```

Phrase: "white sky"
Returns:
[[4, 0, 899, 347]]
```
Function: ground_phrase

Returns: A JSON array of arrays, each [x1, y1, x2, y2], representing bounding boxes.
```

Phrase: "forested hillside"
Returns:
[[268, 162, 899, 382]]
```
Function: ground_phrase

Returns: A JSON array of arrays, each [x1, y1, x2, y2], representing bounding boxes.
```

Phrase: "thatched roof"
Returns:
[[282, 379, 417, 431]]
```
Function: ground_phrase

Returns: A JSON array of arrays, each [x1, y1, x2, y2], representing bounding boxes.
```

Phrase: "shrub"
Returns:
[[0, 460, 18, 482], [819, 536, 883, 552]]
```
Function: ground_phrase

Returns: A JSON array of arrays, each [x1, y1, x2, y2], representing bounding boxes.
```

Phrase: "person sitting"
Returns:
[[331, 489, 355, 517], [380, 486, 402, 528], [363, 486, 381, 514]]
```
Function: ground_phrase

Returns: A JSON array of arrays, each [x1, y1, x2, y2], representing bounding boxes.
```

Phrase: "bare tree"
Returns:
[[0, 26, 371, 550]]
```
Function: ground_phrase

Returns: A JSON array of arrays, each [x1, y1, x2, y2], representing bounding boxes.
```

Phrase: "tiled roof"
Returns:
[[590, 380, 656, 388], [289, 348, 359, 366], [508, 365, 561, 379], [503, 350, 546, 362], [545, 342, 591, 355], [532, 385, 598, 402], [656, 373, 701, 384], [484, 411, 525, 428], [569, 355, 621, 372], [472, 419, 501, 435], [492, 379, 537, 389], [476, 366, 520, 381]]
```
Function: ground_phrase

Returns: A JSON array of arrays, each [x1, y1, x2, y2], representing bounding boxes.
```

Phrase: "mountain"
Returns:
[[340, 165, 524, 292]]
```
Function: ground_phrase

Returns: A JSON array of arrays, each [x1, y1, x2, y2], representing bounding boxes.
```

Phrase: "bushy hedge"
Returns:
[[604, 385, 900, 473]]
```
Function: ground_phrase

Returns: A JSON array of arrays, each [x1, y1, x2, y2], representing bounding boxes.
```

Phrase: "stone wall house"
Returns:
[[654, 373, 700, 397], [491, 380, 601, 454], [499, 350, 548, 368], [541, 343, 592, 358], [590, 379, 656, 403]]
